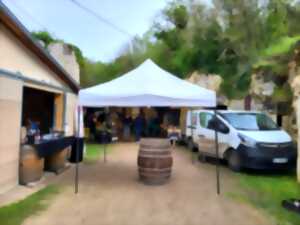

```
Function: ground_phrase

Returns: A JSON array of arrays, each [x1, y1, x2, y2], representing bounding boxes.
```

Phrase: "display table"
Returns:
[[20, 136, 82, 181], [33, 136, 75, 158]]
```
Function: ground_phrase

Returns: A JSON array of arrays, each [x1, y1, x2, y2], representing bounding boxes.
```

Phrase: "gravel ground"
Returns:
[[23, 143, 272, 225]]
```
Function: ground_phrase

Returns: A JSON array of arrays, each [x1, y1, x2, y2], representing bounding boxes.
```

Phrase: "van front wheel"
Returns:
[[228, 151, 242, 172]]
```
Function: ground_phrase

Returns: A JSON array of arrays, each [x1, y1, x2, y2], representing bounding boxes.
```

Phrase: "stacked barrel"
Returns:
[[19, 145, 44, 184]]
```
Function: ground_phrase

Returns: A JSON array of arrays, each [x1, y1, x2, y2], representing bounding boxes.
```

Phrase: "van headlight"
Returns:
[[238, 133, 257, 148]]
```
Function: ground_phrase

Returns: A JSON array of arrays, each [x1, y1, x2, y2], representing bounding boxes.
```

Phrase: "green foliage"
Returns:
[[68, 44, 85, 70], [32, 31, 55, 46], [272, 84, 293, 103], [32, 0, 300, 100], [0, 185, 59, 225], [164, 3, 188, 29], [228, 173, 300, 225], [31, 31, 85, 79], [265, 0, 289, 42], [253, 35, 300, 109]]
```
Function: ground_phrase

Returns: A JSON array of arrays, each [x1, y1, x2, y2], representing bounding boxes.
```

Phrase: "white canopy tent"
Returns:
[[76, 59, 220, 194], [79, 59, 216, 107]]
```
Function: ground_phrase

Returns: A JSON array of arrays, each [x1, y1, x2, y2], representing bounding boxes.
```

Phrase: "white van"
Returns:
[[185, 110, 297, 171]]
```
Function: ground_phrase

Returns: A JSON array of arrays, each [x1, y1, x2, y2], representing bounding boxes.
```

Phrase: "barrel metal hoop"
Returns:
[[140, 144, 170, 149], [138, 154, 172, 158], [138, 167, 171, 172]]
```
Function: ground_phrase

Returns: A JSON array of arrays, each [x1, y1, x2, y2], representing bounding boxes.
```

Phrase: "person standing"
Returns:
[[134, 112, 145, 141], [168, 124, 180, 147], [87, 113, 97, 140], [122, 114, 132, 141]]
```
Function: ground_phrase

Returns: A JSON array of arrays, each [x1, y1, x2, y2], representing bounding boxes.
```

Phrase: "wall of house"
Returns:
[[0, 76, 23, 194], [0, 23, 78, 193], [0, 24, 66, 88]]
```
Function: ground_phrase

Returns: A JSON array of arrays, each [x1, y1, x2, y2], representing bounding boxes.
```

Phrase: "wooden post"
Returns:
[[214, 110, 221, 195], [75, 106, 80, 194]]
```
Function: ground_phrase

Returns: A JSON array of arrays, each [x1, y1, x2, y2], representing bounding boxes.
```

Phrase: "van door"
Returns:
[[197, 112, 215, 156], [197, 112, 230, 158], [190, 111, 198, 144]]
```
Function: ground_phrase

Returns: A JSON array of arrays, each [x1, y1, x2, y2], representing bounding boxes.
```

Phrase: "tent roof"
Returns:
[[79, 59, 216, 107]]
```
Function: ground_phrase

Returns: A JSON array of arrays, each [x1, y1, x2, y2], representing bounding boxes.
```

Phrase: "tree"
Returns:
[[31, 0, 300, 94]]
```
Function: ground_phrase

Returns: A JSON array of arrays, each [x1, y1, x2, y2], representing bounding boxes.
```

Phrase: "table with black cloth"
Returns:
[[70, 138, 84, 163], [32, 136, 75, 158]]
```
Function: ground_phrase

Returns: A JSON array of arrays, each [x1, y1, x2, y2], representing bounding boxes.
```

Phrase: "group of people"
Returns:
[[86, 112, 112, 143], [86, 110, 163, 142], [122, 111, 161, 141]]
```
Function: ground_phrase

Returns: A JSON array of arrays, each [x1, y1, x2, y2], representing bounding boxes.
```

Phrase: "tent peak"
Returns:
[[143, 58, 155, 64], [79, 59, 216, 107], [139, 58, 158, 68]]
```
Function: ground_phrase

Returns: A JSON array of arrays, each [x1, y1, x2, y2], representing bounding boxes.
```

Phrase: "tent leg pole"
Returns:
[[75, 107, 80, 194], [190, 107, 196, 164], [75, 143, 79, 194], [103, 144, 107, 163], [214, 109, 220, 195]]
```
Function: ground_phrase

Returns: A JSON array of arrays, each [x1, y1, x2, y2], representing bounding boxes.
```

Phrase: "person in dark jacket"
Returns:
[[87, 113, 97, 140], [134, 112, 145, 141], [123, 114, 132, 141]]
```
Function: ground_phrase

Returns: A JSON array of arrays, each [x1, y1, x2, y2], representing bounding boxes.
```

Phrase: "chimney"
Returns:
[[48, 43, 80, 84]]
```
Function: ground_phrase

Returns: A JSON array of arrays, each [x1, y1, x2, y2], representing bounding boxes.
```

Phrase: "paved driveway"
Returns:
[[23, 143, 272, 225]]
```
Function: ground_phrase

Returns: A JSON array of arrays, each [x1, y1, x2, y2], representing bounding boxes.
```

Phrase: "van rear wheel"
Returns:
[[228, 150, 242, 172]]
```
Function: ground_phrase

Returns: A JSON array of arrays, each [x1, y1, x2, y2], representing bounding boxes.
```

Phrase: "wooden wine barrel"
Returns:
[[45, 147, 69, 174], [138, 138, 173, 185], [19, 145, 44, 185]]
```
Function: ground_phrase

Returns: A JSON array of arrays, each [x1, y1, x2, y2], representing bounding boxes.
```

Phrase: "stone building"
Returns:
[[48, 43, 80, 83], [0, 3, 80, 193]]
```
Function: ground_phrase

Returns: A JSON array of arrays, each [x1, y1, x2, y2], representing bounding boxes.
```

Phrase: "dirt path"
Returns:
[[23, 143, 272, 225]]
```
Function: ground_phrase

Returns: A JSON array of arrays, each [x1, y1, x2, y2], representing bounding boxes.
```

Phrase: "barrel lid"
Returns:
[[140, 138, 170, 148]]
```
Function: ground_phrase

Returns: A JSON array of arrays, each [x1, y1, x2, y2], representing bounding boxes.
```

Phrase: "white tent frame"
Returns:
[[75, 59, 221, 194]]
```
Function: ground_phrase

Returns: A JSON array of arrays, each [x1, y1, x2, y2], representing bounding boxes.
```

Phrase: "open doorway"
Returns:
[[21, 87, 65, 134]]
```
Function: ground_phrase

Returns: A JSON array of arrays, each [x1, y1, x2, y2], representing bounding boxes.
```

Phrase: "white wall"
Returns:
[[65, 93, 78, 136], [0, 77, 23, 193], [0, 24, 66, 88]]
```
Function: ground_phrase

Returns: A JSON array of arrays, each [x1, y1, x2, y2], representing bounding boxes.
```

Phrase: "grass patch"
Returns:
[[228, 172, 300, 225], [0, 185, 60, 225], [84, 143, 111, 164]]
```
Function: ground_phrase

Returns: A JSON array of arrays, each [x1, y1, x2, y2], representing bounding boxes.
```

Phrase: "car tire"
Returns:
[[228, 150, 242, 172]]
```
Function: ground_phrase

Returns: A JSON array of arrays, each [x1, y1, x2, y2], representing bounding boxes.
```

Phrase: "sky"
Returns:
[[2, 0, 211, 62]]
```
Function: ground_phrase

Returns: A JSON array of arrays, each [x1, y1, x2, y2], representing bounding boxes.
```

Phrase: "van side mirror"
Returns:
[[207, 117, 229, 134]]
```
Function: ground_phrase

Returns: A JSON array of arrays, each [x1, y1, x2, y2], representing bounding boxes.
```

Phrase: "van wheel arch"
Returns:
[[187, 137, 198, 152], [224, 148, 243, 172], [223, 148, 232, 159]]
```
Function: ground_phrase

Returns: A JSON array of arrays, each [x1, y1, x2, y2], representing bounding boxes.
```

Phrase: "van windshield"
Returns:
[[220, 113, 279, 131]]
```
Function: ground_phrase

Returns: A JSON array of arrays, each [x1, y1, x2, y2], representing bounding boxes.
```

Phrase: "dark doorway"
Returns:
[[22, 87, 55, 134]]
